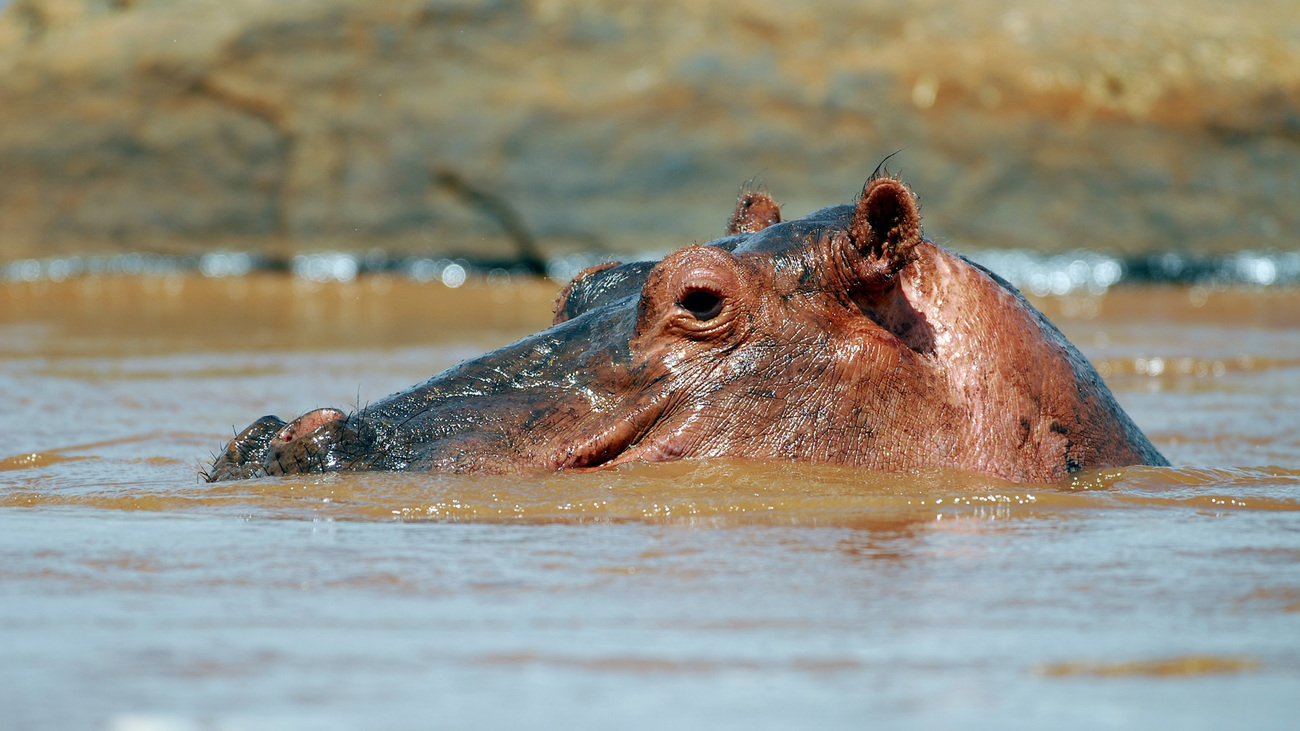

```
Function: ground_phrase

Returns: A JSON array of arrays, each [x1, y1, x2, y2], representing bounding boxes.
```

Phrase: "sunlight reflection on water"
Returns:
[[7, 247, 1300, 295]]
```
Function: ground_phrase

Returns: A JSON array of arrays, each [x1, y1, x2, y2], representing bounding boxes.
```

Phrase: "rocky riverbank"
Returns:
[[1, 0, 1297, 262]]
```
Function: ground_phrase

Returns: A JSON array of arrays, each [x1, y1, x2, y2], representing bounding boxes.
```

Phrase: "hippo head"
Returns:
[[208, 174, 1165, 484]]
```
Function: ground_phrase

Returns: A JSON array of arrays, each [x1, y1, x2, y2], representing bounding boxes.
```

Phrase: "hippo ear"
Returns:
[[845, 176, 922, 286], [727, 188, 782, 235]]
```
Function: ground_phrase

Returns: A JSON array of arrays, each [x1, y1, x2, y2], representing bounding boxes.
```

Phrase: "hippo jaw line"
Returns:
[[553, 392, 678, 471]]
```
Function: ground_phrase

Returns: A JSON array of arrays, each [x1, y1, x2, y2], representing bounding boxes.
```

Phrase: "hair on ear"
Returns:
[[868, 150, 904, 183], [727, 186, 782, 235]]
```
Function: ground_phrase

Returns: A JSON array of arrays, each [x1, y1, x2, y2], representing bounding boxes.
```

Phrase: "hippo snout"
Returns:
[[206, 414, 286, 481], [263, 408, 347, 475], [269, 408, 346, 447], [207, 408, 378, 481]]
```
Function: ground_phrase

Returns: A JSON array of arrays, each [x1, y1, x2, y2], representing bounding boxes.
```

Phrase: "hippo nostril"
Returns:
[[274, 408, 346, 445]]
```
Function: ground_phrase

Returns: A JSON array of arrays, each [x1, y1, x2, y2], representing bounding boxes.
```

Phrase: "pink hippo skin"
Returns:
[[208, 173, 1166, 484]]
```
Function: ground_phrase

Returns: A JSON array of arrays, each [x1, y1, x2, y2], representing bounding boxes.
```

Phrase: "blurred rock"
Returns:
[[1, 0, 1297, 261]]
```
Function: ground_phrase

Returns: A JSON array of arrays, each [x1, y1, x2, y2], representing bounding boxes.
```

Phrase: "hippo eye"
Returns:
[[678, 289, 725, 321]]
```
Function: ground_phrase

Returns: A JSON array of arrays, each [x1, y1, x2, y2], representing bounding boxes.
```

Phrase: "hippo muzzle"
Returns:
[[208, 410, 375, 481], [207, 300, 662, 481]]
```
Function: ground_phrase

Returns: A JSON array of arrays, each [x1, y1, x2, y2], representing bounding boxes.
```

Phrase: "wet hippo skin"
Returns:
[[208, 173, 1167, 484]]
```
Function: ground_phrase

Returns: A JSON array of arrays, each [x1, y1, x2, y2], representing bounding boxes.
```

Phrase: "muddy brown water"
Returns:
[[2, 275, 1299, 730]]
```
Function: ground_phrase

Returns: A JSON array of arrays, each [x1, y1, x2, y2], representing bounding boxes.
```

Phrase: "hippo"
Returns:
[[207, 173, 1166, 484]]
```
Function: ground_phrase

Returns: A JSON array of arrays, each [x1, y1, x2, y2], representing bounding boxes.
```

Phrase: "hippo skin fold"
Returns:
[[207, 173, 1167, 484]]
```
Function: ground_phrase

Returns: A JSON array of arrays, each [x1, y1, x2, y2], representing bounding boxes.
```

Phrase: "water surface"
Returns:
[[2, 276, 1298, 730]]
